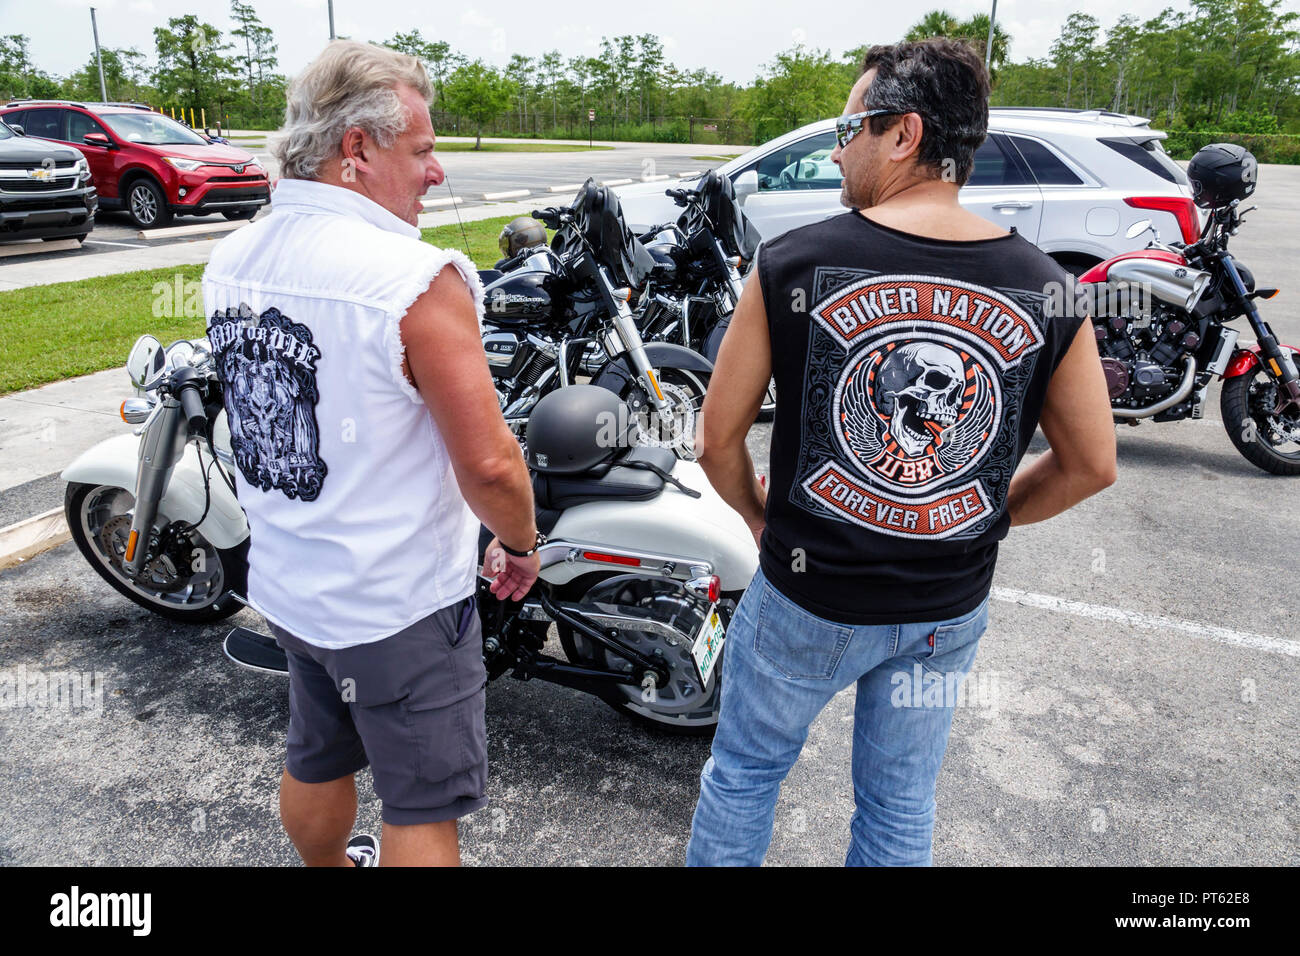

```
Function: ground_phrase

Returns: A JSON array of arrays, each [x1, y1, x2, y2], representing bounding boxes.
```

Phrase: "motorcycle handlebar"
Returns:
[[177, 382, 208, 438]]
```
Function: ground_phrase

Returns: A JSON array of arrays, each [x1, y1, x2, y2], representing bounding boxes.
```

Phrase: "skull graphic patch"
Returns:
[[797, 273, 1045, 539], [208, 304, 328, 502], [835, 335, 998, 493]]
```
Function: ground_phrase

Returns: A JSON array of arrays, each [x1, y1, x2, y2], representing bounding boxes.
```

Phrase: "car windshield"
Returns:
[[0, 122, 12, 140], [100, 112, 209, 146]]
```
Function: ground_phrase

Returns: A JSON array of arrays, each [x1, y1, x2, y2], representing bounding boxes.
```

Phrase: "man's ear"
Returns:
[[890, 113, 925, 164], [340, 127, 369, 173]]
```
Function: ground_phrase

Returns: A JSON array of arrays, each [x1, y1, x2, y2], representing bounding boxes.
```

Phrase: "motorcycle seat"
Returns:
[[532, 446, 676, 511]]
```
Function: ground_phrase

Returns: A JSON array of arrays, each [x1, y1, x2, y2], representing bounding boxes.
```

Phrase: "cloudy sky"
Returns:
[[7, 0, 1300, 84]]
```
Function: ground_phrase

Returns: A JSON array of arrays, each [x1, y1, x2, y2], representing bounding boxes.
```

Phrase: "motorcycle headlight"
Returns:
[[163, 156, 204, 172]]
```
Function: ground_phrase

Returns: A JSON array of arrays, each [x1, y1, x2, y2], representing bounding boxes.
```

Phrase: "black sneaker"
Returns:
[[345, 833, 379, 867]]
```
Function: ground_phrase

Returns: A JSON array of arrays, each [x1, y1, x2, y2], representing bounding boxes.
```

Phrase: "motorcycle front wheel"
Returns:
[[65, 482, 249, 623], [623, 367, 709, 461], [1220, 370, 1300, 476]]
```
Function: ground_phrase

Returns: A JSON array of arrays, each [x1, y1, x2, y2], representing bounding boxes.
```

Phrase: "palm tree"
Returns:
[[906, 10, 962, 41]]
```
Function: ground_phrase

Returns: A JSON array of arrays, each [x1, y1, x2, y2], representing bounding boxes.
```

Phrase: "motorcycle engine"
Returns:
[[1094, 302, 1201, 410]]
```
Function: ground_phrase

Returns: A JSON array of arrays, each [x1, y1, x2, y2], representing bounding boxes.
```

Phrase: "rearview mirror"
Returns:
[[732, 169, 759, 204], [126, 335, 166, 390], [1125, 219, 1153, 240]]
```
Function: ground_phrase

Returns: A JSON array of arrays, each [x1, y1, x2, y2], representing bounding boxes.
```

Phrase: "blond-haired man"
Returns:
[[204, 40, 539, 866]]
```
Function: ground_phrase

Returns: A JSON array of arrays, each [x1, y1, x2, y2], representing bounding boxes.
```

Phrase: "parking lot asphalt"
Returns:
[[0, 164, 1297, 867]]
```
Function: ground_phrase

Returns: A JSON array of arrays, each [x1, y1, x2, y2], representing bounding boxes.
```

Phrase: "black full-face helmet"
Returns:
[[525, 384, 632, 474], [498, 216, 547, 259], [1187, 143, 1257, 209]]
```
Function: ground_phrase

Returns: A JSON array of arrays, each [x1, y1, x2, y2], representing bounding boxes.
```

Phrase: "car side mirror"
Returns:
[[9, 124, 24, 136], [83, 132, 115, 149], [733, 169, 759, 204]]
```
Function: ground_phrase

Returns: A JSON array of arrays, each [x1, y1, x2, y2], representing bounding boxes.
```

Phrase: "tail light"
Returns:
[[1124, 196, 1199, 244], [686, 574, 721, 604]]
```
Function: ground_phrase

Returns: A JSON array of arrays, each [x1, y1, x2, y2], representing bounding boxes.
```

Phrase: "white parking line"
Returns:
[[83, 239, 144, 249], [992, 586, 1300, 657]]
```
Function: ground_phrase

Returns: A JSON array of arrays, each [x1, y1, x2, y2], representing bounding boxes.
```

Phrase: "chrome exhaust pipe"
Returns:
[[1113, 356, 1198, 419]]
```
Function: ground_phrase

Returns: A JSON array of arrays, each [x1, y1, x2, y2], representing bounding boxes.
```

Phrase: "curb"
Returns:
[[137, 220, 248, 241], [483, 188, 531, 201], [0, 508, 70, 572], [0, 238, 81, 259]]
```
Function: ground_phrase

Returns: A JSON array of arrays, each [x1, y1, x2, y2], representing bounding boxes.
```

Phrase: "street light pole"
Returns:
[[328, 0, 336, 40], [90, 7, 108, 102], [985, 0, 998, 72]]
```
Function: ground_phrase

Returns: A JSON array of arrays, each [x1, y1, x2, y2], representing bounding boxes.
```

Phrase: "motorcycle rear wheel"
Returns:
[[1220, 370, 1300, 476], [555, 572, 740, 735], [65, 482, 249, 623]]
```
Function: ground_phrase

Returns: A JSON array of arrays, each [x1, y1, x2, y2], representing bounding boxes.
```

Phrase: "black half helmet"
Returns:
[[1187, 143, 1257, 209], [499, 216, 548, 259], [525, 384, 632, 474]]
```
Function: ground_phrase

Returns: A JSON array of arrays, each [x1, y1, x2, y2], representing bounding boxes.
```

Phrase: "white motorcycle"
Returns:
[[63, 336, 757, 731]]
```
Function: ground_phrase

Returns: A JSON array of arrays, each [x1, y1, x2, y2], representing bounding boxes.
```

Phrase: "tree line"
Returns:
[[1, 1, 1296, 156]]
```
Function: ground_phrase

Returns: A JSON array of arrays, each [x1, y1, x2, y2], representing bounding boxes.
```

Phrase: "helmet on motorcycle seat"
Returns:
[[1187, 143, 1257, 209], [525, 384, 631, 474], [498, 216, 548, 260]]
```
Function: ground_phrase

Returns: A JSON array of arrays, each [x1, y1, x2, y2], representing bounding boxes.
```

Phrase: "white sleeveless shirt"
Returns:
[[202, 178, 485, 649]]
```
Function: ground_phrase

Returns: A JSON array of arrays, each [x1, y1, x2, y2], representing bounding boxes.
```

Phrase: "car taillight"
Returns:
[[1124, 196, 1199, 244]]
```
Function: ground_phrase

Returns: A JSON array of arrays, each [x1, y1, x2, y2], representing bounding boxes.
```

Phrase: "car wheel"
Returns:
[[126, 179, 172, 229]]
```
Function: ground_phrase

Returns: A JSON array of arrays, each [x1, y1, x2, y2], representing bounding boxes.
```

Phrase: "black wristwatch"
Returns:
[[500, 531, 546, 558]]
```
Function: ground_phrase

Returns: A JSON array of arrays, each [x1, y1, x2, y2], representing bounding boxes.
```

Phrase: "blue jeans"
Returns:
[[686, 566, 989, 866]]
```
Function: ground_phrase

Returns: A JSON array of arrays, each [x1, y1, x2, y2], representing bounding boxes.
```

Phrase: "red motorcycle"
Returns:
[[1079, 144, 1300, 475]]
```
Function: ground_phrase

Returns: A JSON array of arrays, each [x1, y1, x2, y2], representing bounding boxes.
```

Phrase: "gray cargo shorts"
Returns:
[[268, 594, 488, 826]]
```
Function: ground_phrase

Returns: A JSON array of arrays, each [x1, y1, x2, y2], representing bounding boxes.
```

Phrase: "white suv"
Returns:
[[616, 108, 1200, 273]]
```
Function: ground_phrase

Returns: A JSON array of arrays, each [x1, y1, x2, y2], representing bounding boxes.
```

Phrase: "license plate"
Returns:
[[691, 607, 726, 688]]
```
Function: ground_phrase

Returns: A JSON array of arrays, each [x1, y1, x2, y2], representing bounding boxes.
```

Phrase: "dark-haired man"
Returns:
[[687, 39, 1116, 866]]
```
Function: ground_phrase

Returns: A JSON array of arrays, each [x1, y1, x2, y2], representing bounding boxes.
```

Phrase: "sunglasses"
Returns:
[[835, 109, 906, 150]]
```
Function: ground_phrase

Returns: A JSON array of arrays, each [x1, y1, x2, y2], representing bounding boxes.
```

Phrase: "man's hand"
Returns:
[[482, 536, 540, 602]]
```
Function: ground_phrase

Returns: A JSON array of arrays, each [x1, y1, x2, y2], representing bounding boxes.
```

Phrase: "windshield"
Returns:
[[0, 121, 12, 140], [100, 112, 209, 146]]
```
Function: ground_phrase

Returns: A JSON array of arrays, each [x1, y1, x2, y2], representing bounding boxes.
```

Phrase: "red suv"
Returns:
[[0, 100, 270, 229]]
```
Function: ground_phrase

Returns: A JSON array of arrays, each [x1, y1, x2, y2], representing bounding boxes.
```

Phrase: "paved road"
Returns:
[[0, 139, 730, 267], [1, 167, 1298, 866]]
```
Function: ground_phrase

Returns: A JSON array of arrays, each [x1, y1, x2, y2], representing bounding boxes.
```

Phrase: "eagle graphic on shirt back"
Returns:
[[793, 269, 1047, 540]]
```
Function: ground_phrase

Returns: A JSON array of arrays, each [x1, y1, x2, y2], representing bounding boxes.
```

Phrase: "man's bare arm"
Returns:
[[697, 273, 770, 544], [1008, 318, 1118, 526], [400, 267, 538, 558]]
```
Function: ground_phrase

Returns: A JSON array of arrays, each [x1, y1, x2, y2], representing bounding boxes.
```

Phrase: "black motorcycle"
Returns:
[[478, 179, 713, 458]]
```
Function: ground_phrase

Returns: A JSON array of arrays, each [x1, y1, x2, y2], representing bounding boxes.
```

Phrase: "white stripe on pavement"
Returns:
[[991, 586, 1300, 657]]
